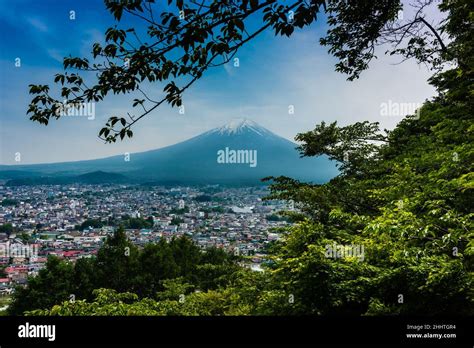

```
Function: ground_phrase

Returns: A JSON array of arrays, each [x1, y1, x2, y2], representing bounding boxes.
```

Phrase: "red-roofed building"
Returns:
[[62, 250, 82, 258]]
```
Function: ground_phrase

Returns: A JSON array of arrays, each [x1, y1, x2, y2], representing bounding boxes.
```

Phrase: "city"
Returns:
[[0, 183, 291, 297]]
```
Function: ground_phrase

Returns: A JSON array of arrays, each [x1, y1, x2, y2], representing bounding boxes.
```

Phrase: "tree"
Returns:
[[1, 199, 18, 207], [26, 0, 452, 143], [8, 256, 75, 315], [79, 218, 104, 230], [195, 246, 241, 291], [170, 216, 184, 225], [73, 258, 98, 300], [25, 287, 248, 316], [168, 236, 203, 281], [11, 228, 243, 314], [262, 0, 474, 315], [19, 233, 30, 243], [0, 223, 14, 235], [122, 217, 153, 229], [133, 239, 180, 297], [94, 226, 140, 292]]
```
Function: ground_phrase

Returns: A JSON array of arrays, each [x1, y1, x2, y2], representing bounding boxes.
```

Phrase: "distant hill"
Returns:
[[0, 170, 42, 180], [5, 171, 129, 186], [0, 119, 338, 185]]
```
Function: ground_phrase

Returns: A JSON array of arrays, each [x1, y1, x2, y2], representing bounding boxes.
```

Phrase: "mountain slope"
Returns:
[[0, 119, 338, 184]]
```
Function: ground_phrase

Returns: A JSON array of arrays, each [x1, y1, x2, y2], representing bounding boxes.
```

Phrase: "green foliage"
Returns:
[[0, 266, 7, 278], [122, 217, 153, 229], [170, 217, 184, 225], [1, 198, 18, 206], [27, 269, 269, 316], [9, 227, 239, 315], [94, 227, 140, 293], [266, 214, 288, 222], [262, 0, 474, 315], [321, 0, 401, 80], [19, 233, 30, 243], [0, 295, 11, 316], [9, 256, 75, 315], [79, 219, 104, 230], [0, 223, 14, 235], [194, 195, 212, 202], [25, 287, 248, 316], [169, 207, 189, 214]]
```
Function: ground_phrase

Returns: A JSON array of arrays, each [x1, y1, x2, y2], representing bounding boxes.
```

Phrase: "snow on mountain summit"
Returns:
[[212, 118, 273, 136]]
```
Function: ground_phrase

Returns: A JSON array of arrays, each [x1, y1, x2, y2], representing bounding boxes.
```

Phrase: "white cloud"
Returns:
[[46, 49, 64, 63], [26, 17, 49, 32], [80, 29, 104, 58]]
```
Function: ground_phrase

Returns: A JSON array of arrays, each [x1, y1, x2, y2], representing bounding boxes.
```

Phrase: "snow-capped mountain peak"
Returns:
[[213, 118, 272, 136], [0, 117, 338, 184]]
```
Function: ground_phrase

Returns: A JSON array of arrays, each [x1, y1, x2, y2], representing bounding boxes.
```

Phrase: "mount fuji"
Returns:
[[0, 119, 338, 185]]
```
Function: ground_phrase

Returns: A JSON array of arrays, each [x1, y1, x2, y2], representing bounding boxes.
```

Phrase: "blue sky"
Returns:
[[0, 0, 440, 164]]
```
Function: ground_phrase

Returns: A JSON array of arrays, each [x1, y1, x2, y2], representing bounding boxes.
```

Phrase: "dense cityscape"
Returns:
[[0, 183, 291, 298]]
